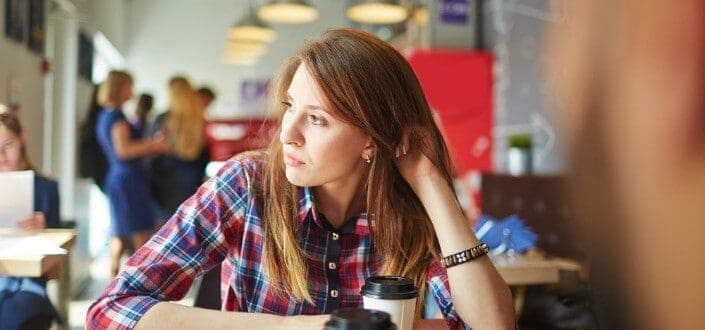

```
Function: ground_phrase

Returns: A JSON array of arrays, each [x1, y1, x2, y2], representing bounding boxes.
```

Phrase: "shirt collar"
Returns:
[[296, 186, 372, 236]]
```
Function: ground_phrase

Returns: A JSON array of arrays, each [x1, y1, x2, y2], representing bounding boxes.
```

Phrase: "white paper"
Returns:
[[0, 170, 34, 229], [0, 236, 67, 257]]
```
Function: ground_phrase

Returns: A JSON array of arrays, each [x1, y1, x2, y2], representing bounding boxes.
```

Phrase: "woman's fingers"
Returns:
[[17, 212, 46, 230], [34, 212, 46, 229], [401, 131, 410, 155], [396, 128, 413, 158]]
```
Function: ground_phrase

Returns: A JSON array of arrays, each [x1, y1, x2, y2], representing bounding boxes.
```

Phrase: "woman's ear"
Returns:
[[362, 139, 376, 160]]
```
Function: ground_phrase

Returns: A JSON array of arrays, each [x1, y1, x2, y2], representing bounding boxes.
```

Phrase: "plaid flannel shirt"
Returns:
[[86, 152, 468, 329]]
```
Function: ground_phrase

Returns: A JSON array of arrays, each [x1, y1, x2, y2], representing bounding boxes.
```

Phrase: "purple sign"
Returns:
[[440, 0, 470, 25], [239, 79, 270, 113]]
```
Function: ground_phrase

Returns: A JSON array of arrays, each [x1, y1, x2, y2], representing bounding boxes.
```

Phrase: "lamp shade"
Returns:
[[347, 1, 408, 24], [229, 9, 276, 42], [221, 52, 259, 65], [224, 41, 268, 57], [258, 0, 318, 24], [412, 6, 428, 26], [228, 26, 276, 43]]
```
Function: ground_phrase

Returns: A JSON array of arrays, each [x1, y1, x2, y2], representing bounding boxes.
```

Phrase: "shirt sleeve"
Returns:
[[34, 177, 61, 228], [45, 178, 61, 228], [85, 159, 253, 330], [427, 258, 472, 330]]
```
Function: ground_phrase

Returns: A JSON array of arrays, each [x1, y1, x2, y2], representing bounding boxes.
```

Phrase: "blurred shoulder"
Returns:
[[34, 174, 58, 190]]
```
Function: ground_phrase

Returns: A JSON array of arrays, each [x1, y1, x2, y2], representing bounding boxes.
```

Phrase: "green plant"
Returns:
[[508, 134, 532, 149]]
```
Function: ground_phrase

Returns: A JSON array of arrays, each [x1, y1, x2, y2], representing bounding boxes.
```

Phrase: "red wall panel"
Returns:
[[407, 50, 494, 175]]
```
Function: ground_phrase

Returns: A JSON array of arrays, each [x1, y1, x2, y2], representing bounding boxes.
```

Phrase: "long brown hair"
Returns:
[[262, 28, 456, 315], [166, 76, 205, 160], [0, 111, 34, 171]]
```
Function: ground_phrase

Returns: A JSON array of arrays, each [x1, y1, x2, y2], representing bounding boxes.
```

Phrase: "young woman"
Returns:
[[149, 76, 208, 218], [94, 71, 171, 277], [0, 111, 61, 329], [87, 29, 514, 329]]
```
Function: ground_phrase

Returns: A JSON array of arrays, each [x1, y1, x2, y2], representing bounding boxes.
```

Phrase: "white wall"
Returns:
[[71, 0, 129, 126], [72, 0, 129, 54], [125, 0, 347, 119], [0, 4, 47, 169], [71, 0, 128, 124]]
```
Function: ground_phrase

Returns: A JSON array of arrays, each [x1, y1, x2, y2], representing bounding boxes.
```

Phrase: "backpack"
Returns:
[[78, 129, 108, 191]]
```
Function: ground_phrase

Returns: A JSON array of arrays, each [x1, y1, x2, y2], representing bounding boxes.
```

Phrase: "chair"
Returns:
[[480, 173, 584, 260]]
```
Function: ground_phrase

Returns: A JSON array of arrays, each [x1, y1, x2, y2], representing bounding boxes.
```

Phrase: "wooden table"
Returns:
[[0, 229, 77, 330], [493, 253, 575, 286], [495, 253, 582, 319]]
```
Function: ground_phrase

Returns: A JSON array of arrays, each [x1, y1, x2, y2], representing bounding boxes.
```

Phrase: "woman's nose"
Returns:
[[279, 112, 304, 147]]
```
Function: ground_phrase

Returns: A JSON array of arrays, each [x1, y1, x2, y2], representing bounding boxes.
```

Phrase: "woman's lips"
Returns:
[[283, 152, 304, 167]]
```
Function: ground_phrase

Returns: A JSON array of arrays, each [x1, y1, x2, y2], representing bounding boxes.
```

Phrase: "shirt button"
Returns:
[[330, 289, 339, 298], [331, 232, 339, 240], [328, 262, 337, 270]]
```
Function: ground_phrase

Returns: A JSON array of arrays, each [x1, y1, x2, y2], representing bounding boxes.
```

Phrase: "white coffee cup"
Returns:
[[361, 276, 418, 330]]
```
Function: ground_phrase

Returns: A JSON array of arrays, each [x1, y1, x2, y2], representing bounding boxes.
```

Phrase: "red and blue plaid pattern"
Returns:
[[86, 152, 468, 329]]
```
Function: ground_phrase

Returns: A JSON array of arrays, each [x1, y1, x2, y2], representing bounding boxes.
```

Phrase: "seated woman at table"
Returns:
[[0, 110, 61, 329], [87, 28, 514, 330]]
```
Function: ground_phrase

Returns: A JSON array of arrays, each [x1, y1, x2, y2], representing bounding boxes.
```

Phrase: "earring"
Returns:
[[365, 155, 372, 164]]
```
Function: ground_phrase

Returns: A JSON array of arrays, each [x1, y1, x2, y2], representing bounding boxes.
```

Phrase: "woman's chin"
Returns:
[[284, 169, 311, 187], [284, 170, 300, 185]]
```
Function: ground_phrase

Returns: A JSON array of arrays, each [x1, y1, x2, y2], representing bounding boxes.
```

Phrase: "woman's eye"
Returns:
[[309, 114, 326, 126], [281, 101, 294, 112]]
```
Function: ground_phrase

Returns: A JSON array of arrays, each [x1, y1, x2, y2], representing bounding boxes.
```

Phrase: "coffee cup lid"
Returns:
[[360, 276, 419, 300], [324, 308, 396, 330]]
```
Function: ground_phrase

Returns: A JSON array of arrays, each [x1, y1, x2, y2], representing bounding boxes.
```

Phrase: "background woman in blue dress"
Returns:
[[94, 70, 171, 277], [0, 110, 61, 329]]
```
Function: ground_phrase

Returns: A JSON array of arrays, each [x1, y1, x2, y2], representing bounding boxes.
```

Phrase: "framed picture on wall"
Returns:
[[78, 32, 94, 81], [27, 0, 44, 53], [4, 0, 26, 42]]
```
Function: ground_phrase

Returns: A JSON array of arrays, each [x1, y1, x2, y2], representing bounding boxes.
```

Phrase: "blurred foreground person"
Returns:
[[545, 0, 705, 328]]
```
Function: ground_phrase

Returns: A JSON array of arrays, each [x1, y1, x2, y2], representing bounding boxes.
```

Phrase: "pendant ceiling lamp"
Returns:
[[412, 5, 428, 26], [221, 52, 259, 66], [221, 40, 266, 65], [347, 0, 408, 25], [224, 41, 268, 57], [228, 7, 276, 42], [258, 0, 319, 24]]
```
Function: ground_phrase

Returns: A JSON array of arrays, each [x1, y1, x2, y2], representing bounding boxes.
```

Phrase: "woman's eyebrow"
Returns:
[[285, 92, 330, 113]]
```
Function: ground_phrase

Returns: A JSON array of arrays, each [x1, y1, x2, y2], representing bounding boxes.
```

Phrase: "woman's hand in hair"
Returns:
[[394, 127, 444, 191], [17, 212, 46, 231]]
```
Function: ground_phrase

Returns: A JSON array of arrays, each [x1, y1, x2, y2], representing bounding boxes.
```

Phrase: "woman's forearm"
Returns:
[[135, 302, 329, 330], [111, 121, 166, 160], [413, 175, 515, 329], [114, 139, 163, 160]]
